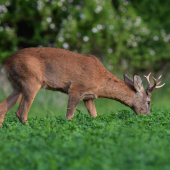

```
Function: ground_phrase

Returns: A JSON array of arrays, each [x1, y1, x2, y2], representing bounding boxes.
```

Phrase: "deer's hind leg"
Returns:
[[0, 89, 22, 125], [16, 80, 41, 124]]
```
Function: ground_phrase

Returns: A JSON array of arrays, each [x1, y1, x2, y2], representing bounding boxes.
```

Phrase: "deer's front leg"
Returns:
[[66, 94, 81, 120], [84, 99, 97, 117]]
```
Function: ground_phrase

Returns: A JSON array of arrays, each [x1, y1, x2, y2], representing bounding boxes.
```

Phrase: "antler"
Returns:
[[144, 72, 165, 92]]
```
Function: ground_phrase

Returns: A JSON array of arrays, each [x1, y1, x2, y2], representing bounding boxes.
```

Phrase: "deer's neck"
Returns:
[[98, 71, 135, 107]]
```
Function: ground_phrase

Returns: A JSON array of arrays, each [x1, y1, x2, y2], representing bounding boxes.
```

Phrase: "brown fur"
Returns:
[[0, 47, 160, 125]]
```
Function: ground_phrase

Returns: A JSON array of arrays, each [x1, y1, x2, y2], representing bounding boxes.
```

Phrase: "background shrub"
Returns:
[[0, 0, 170, 72]]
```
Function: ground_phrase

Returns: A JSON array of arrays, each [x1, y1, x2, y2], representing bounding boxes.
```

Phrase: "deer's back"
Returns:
[[4, 47, 106, 93]]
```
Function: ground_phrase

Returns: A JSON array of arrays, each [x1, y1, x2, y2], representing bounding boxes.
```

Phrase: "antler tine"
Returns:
[[156, 83, 165, 88], [157, 81, 161, 85], [144, 72, 152, 91], [151, 75, 165, 91], [144, 72, 151, 84], [153, 75, 162, 82], [144, 73, 165, 92]]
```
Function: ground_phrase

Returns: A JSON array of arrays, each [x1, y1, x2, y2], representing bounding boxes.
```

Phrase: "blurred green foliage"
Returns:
[[0, 0, 170, 72]]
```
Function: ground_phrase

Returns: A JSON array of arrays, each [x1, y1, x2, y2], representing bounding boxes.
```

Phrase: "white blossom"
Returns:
[[153, 35, 159, 41], [164, 37, 169, 42], [0, 5, 8, 13], [123, 0, 128, 5], [97, 24, 103, 30], [46, 17, 52, 22], [108, 65, 113, 70], [5, 1, 10, 6], [109, 25, 114, 30], [58, 2, 63, 7], [108, 48, 113, 53], [95, 6, 103, 13], [50, 23, 55, 29], [59, 37, 64, 42], [63, 42, 69, 49], [132, 42, 138, 47], [92, 28, 98, 33], [62, 6, 67, 11], [37, 0, 44, 11], [149, 48, 155, 55], [80, 14, 85, 19], [75, 5, 81, 10], [135, 16, 141, 26], [83, 36, 89, 42], [68, 15, 72, 20]]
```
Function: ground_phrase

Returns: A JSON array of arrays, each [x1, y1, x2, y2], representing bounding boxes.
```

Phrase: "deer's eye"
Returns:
[[147, 101, 150, 105]]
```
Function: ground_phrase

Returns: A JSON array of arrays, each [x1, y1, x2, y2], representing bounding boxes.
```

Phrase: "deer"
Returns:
[[0, 47, 165, 126]]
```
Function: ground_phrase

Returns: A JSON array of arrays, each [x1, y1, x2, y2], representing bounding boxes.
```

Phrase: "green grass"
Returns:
[[1, 108, 170, 170]]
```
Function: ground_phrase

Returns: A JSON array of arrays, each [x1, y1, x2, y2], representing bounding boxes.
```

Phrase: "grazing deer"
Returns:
[[0, 47, 165, 126]]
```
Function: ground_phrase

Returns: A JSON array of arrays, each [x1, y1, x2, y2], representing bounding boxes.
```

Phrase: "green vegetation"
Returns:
[[1, 108, 170, 170]]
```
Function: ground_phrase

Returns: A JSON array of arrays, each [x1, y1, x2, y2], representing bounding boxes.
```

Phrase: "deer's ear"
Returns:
[[133, 74, 144, 92], [124, 74, 135, 90]]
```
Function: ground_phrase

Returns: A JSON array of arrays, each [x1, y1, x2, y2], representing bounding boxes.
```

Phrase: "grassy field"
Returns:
[[0, 74, 170, 170], [1, 108, 170, 170]]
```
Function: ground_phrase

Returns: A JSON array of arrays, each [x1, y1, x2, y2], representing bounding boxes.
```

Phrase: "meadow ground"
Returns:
[[1, 108, 170, 170], [0, 74, 170, 170]]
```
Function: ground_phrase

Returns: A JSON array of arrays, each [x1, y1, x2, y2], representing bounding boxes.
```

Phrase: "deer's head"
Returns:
[[124, 73, 165, 116]]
